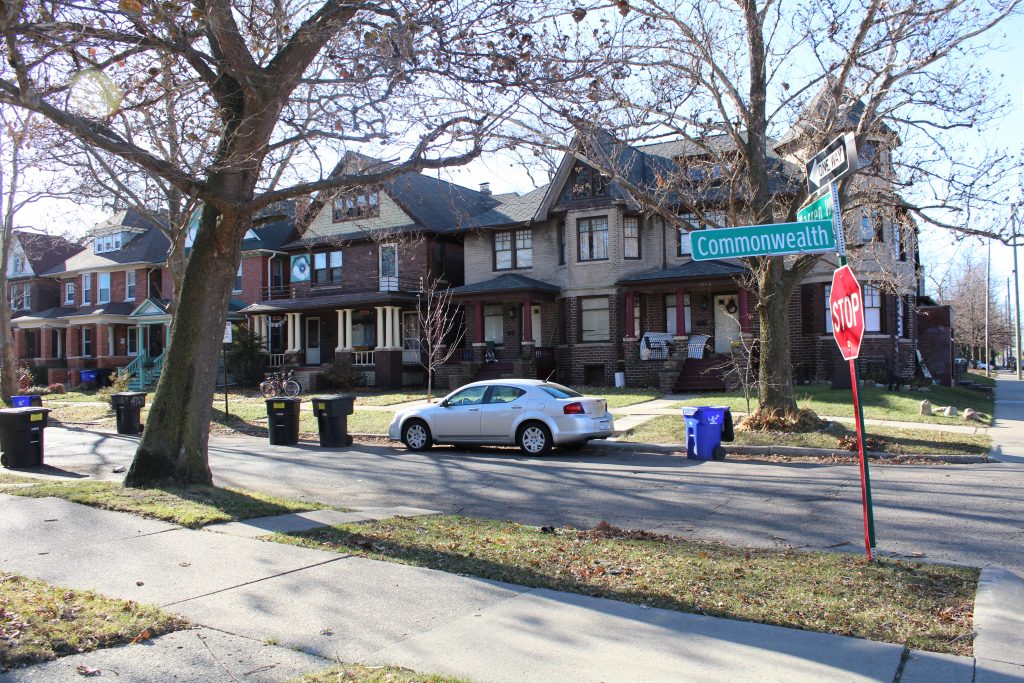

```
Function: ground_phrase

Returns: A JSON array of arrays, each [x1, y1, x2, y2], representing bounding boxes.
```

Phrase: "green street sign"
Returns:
[[797, 187, 834, 223], [691, 220, 837, 260]]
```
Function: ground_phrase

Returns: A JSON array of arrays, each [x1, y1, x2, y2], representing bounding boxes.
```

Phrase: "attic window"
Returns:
[[94, 232, 124, 254], [570, 164, 608, 200], [333, 192, 379, 222]]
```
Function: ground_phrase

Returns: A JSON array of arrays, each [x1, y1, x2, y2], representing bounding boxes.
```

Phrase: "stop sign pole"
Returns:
[[829, 180, 877, 561]]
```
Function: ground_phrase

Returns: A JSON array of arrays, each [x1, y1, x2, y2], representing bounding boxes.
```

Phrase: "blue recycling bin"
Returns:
[[680, 406, 734, 460], [79, 370, 98, 385], [11, 395, 41, 408]]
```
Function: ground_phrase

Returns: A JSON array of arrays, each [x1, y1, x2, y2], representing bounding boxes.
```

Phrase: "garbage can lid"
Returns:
[[113, 391, 147, 396], [680, 406, 702, 417]]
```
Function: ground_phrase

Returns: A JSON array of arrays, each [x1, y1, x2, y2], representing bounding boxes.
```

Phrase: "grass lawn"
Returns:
[[618, 415, 990, 456], [574, 385, 661, 409], [353, 390, 443, 406], [964, 369, 997, 388], [278, 516, 977, 655], [669, 383, 993, 425], [0, 573, 187, 669], [293, 664, 471, 683], [0, 481, 325, 528]]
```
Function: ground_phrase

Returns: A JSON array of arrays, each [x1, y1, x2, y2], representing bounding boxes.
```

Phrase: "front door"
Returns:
[[147, 325, 164, 357], [713, 294, 742, 354], [305, 317, 321, 365], [432, 384, 487, 440], [529, 304, 542, 344]]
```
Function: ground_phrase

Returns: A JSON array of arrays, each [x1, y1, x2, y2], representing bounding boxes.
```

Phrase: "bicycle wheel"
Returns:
[[283, 380, 301, 397], [259, 381, 276, 398]]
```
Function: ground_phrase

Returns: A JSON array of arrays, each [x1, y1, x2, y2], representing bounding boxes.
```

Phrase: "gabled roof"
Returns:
[[775, 84, 897, 151], [618, 259, 748, 284], [385, 169, 500, 233], [460, 186, 550, 230], [449, 273, 560, 296], [246, 201, 296, 252], [12, 230, 84, 277], [45, 209, 169, 275]]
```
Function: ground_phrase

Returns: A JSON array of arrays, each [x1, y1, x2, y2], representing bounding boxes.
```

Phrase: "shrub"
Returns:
[[46, 383, 66, 394], [225, 327, 268, 387], [318, 359, 359, 390], [98, 370, 132, 396], [22, 385, 49, 395], [28, 365, 48, 386], [16, 365, 32, 392]]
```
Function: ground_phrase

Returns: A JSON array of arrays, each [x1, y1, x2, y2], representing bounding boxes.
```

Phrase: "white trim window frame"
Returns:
[[233, 264, 243, 292], [81, 274, 92, 305], [97, 272, 111, 304], [580, 296, 610, 342], [65, 281, 75, 305], [624, 217, 641, 259], [863, 284, 882, 332], [125, 270, 136, 301]]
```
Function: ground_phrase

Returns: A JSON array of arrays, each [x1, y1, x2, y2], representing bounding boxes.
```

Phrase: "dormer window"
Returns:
[[12, 254, 26, 274], [570, 163, 608, 200], [94, 231, 126, 254], [333, 192, 379, 222]]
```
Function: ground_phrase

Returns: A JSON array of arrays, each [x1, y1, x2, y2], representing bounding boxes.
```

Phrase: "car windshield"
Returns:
[[539, 383, 582, 399]]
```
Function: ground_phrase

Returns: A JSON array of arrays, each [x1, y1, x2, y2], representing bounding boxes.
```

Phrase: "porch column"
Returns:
[[135, 324, 143, 356], [40, 326, 52, 360], [624, 291, 635, 339], [286, 313, 297, 352], [384, 306, 394, 348], [335, 309, 346, 352], [393, 307, 402, 348], [345, 309, 354, 351], [523, 298, 533, 343], [475, 300, 484, 343], [675, 288, 687, 336], [739, 287, 751, 333], [57, 329, 64, 359], [96, 323, 109, 359], [375, 306, 385, 350], [284, 314, 292, 351]]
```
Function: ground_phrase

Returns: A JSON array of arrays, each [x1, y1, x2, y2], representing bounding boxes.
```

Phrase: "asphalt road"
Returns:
[[38, 420, 1024, 573]]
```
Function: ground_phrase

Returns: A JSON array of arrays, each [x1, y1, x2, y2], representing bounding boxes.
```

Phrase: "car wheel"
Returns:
[[402, 419, 432, 451], [560, 440, 588, 451], [517, 422, 552, 455]]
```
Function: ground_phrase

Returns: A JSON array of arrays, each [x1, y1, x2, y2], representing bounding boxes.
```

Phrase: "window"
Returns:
[[125, 271, 136, 301], [271, 258, 284, 288], [494, 229, 532, 270], [897, 295, 904, 337], [580, 297, 610, 342], [333, 192, 379, 221], [824, 285, 833, 333], [81, 327, 93, 357], [8, 284, 20, 310], [860, 215, 872, 242], [558, 221, 566, 266], [484, 304, 503, 343], [863, 284, 882, 332], [22, 285, 30, 310], [127, 327, 138, 356], [93, 233, 123, 254], [677, 212, 725, 256], [665, 294, 691, 336], [379, 244, 398, 291], [97, 272, 110, 304], [13, 254, 25, 274], [895, 224, 906, 261], [858, 142, 877, 166], [487, 386, 526, 404], [65, 282, 75, 305], [313, 251, 343, 284], [632, 297, 641, 337], [234, 264, 243, 292], [873, 213, 884, 242], [578, 217, 609, 261], [82, 274, 92, 305], [624, 217, 641, 259], [539, 383, 582, 399], [446, 385, 488, 406], [569, 163, 608, 199]]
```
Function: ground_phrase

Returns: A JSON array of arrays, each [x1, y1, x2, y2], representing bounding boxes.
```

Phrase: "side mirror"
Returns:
[[439, 399, 450, 408]]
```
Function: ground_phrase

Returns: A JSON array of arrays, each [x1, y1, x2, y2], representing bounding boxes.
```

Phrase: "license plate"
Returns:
[[598, 420, 609, 430]]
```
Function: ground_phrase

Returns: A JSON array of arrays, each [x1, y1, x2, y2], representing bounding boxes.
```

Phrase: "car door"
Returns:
[[430, 385, 487, 440], [479, 385, 527, 440]]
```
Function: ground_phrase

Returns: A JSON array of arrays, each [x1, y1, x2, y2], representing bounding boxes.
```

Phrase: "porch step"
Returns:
[[674, 358, 729, 393], [473, 362, 514, 382]]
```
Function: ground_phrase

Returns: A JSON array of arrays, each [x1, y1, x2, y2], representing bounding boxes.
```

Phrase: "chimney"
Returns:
[[479, 182, 492, 196]]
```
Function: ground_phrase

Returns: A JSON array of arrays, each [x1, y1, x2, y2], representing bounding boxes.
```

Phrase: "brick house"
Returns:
[[241, 159, 497, 389], [6, 230, 84, 381], [10, 206, 290, 388]]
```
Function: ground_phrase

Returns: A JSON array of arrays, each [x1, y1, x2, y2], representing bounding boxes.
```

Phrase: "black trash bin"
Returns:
[[312, 395, 355, 448], [0, 407, 50, 468], [111, 391, 147, 435], [265, 397, 302, 446]]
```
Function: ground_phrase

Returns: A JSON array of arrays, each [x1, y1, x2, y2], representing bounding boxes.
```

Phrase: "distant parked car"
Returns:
[[388, 379, 614, 455]]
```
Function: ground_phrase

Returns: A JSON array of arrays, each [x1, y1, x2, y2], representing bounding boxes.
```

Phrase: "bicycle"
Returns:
[[259, 369, 301, 398]]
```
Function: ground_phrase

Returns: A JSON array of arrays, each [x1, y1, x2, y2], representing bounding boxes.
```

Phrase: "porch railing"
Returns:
[[446, 347, 474, 364], [353, 350, 375, 366], [124, 352, 149, 390], [258, 276, 422, 302]]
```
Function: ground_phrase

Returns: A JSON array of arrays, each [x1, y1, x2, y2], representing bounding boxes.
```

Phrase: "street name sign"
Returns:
[[830, 265, 865, 360], [690, 219, 836, 261], [806, 133, 859, 194], [797, 185, 834, 223]]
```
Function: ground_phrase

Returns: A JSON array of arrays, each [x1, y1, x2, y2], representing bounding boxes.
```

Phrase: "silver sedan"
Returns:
[[387, 379, 614, 455]]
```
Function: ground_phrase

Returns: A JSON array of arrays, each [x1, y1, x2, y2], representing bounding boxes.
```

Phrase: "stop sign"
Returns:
[[830, 265, 865, 360]]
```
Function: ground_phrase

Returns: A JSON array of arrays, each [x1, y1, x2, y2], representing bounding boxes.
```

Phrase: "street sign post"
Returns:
[[690, 219, 836, 261], [829, 265, 876, 561], [806, 132, 859, 195], [222, 323, 232, 417]]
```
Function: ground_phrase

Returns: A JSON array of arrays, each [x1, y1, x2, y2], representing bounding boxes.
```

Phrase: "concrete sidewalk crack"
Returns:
[[161, 554, 351, 608]]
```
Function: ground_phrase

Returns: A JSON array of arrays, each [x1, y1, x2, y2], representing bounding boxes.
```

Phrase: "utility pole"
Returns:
[[985, 237, 991, 377], [1014, 205, 1022, 381]]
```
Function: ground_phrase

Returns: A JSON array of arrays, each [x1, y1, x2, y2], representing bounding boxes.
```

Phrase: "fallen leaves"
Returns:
[[75, 664, 101, 676]]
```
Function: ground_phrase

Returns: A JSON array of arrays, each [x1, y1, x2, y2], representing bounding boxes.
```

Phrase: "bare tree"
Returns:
[[417, 275, 465, 402], [0, 0, 594, 484], [0, 107, 65, 401], [519, 0, 1020, 421]]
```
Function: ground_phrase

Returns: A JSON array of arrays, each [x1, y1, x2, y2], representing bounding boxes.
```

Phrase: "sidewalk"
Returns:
[[2, 492, 1022, 682]]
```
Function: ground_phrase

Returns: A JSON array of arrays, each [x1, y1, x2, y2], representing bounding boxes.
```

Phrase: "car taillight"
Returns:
[[563, 402, 585, 415]]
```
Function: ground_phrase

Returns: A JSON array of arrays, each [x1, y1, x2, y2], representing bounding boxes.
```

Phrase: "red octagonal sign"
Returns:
[[830, 265, 865, 361]]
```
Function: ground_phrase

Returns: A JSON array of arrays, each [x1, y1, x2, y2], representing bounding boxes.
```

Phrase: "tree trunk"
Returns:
[[755, 259, 799, 416], [0, 286, 16, 402], [125, 204, 247, 486]]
